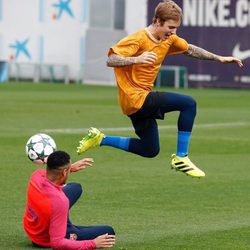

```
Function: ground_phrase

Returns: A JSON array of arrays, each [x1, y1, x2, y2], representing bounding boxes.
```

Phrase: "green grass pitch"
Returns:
[[0, 82, 250, 249]]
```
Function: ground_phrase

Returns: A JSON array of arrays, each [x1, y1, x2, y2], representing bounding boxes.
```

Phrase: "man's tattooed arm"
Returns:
[[106, 53, 138, 67], [106, 52, 157, 67], [184, 44, 243, 67], [184, 44, 221, 61]]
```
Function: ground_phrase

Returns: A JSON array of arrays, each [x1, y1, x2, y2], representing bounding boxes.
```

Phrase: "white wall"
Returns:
[[0, 0, 147, 82], [125, 0, 147, 34]]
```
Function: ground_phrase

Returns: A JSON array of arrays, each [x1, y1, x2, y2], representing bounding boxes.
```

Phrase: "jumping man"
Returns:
[[77, 0, 243, 178]]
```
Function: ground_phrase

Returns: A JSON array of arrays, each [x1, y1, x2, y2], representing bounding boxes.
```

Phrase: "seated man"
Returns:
[[23, 150, 115, 249]]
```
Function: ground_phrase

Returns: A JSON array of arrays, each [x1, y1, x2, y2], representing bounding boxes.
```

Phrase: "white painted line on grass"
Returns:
[[42, 121, 250, 134]]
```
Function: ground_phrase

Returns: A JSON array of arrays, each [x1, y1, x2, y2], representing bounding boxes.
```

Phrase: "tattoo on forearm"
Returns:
[[184, 44, 220, 61], [106, 54, 137, 67]]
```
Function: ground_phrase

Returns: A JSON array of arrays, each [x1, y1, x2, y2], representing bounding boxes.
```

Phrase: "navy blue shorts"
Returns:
[[129, 91, 196, 136], [128, 91, 166, 136]]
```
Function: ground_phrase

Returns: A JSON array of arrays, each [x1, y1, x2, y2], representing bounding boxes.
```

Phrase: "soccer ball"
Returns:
[[25, 133, 57, 164]]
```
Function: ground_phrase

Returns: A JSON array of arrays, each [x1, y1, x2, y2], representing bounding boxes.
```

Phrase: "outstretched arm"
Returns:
[[70, 158, 94, 172], [184, 44, 243, 67], [106, 52, 157, 67]]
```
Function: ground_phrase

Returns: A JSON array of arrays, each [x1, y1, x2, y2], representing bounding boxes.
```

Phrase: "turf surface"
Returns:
[[0, 82, 249, 249]]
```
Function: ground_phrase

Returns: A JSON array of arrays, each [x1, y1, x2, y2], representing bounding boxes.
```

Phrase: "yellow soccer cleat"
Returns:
[[171, 154, 205, 178], [77, 127, 105, 155]]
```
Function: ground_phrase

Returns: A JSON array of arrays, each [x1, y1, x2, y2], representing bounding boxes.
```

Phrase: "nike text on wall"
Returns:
[[183, 0, 250, 28]]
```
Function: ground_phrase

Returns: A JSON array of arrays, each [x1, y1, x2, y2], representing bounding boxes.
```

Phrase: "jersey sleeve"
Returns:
[[167, 35, 189, 55], [108, 34, 141, 57]]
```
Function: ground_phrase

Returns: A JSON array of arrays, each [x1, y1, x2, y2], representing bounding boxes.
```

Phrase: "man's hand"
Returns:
[[218, 56, 243, 67], [94, 234, 116, 248], [136, 51, 158, 64], [70, 158, 94, 172]]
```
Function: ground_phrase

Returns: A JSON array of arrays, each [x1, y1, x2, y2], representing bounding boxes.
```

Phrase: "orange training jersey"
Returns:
[[108, 28, 188, 115]]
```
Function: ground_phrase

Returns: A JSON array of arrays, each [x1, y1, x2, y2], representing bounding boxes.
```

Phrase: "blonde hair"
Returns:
[[153, 0, 182, 25]]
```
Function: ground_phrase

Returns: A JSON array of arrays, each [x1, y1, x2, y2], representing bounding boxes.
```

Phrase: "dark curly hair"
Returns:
[[47, 151, 70, 170]]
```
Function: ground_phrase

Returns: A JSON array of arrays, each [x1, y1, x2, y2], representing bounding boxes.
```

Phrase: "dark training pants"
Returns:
[[128, 91, 197, 158], [63, 183, 115, 240]]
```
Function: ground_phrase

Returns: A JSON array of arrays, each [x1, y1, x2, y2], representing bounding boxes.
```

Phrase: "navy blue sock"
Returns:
[[113, 117, 160, 158]]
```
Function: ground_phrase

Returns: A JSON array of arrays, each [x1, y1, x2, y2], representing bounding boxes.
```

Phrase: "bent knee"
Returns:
[[71, 182, 83, 196], [77, 183, 83, 195], [106, 226, 116, 235], [185, 96, 197, 115], [188, 96, 197, 109], [144, 147, 160, 158]]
